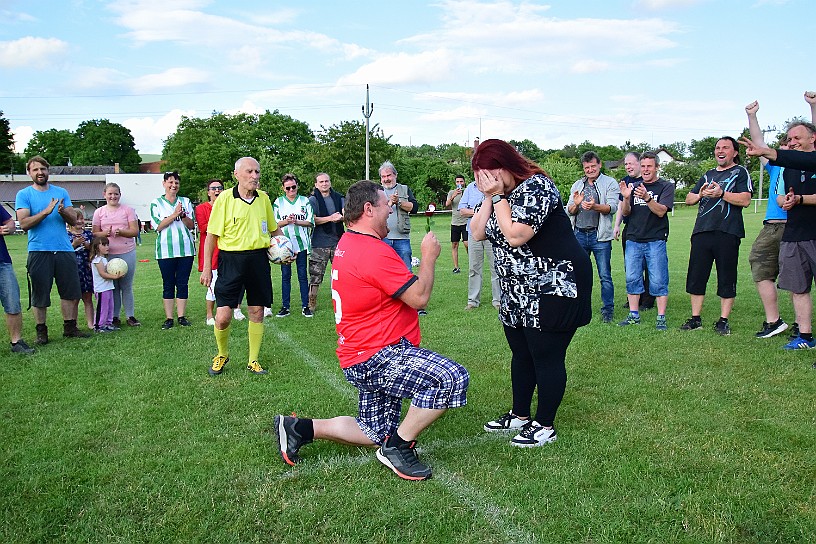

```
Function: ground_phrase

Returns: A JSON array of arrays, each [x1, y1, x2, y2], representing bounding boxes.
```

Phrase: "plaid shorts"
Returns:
[[342, 338, 469, 444]]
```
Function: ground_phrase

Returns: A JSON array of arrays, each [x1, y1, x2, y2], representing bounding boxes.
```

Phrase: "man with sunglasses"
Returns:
[[273, 173, 315, 318]]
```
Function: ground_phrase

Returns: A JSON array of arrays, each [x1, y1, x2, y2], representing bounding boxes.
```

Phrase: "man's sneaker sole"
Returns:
[[511, 427, 557, 448], [376, 446, 432, 481]]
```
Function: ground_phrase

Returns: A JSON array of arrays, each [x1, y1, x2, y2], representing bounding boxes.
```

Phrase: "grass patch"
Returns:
[[0, 205, 814, 543]]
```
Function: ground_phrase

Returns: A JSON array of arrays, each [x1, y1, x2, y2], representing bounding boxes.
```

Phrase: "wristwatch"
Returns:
[[491, 194, 506, 205]]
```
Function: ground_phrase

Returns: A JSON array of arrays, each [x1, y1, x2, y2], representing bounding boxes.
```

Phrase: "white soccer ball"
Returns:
[[267, 235, 294, 264], [107, 258, 128, 276]]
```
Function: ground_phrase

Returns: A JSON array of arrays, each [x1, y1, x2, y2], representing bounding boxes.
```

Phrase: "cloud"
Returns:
[[123, 108, 197, 154], [337, 50, 455, 86], [0, 36, 69, 68], [634, 0, 704, 8], [570, 59, 611, 74], [11, 125, 35, 154], [128, 67, 211, 93]]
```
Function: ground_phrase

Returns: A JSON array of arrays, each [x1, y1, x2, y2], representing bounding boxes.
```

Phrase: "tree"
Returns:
[[539, 156, 584, 199], [74, 119, 141, 172], [688, 136, 720, 162], [306, 120, 396, 195], [24, 128, 77, 166], [0, 110, 15, 174], [162, 110, 314, 198]]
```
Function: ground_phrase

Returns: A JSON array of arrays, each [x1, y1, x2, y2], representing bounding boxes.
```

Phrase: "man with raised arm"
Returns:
[[273, 180, 469, 481]]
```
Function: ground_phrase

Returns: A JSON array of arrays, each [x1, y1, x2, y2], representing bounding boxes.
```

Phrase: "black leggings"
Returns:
[[503, 325, 576, 427]]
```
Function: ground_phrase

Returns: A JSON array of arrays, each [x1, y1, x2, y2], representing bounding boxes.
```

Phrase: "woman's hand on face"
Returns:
[[475, 170, 503, 196]]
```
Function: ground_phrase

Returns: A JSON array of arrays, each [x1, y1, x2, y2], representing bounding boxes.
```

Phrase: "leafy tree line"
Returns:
[[2, 108, 794, 207]]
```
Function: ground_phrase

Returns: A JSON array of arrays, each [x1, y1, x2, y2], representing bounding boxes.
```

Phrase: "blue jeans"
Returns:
[[281, 251, 309, 309], [625, 240, 669, 297], [574, 229, 613, 313], [383, 238, 412, 270]]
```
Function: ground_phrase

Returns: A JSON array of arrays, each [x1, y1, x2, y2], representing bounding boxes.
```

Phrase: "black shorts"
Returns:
[[27, 251, 82, 307], [685, 231, 740, 298], [451, 224, 468, 243], [215, 249, 272, 308]]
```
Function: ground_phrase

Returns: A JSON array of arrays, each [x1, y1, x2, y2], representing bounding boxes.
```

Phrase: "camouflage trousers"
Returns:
[[307, 246, 336, 310]]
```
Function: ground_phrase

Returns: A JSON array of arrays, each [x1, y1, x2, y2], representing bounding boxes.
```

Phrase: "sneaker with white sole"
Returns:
[[206, 317, 215, 326], [755, 318, 788, 339], [233, 308, 246, 321], [510, 421, 557, 448], [483, 411, 528, 432], [275, 307, 290, 318], [376, 437, 432, 481], [263, 307, 274, 318]]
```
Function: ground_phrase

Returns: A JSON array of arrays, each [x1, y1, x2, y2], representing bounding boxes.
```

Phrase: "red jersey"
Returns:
[[331, 231, 421, 368], [195, 201, 219, 272]]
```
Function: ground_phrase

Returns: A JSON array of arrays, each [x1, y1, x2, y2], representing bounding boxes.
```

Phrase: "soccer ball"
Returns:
[[267, 235, 294, 264], [107, 258, 128, 276]]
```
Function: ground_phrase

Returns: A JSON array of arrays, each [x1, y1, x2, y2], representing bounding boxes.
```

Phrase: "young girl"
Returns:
[[89, 236, 125, 332], [69, 210, 94, 330]]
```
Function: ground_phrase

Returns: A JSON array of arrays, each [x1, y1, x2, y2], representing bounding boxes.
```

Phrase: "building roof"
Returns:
[[0, 181, 106, 204], [49, 166, 116, 175]]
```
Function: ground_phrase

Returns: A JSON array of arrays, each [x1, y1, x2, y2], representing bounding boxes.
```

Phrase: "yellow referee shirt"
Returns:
[[207, 186, 275, 251]]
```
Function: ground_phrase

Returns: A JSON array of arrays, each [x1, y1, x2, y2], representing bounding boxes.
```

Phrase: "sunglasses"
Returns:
[[209, 186, 223, 191], [284, 185, 298, 191]]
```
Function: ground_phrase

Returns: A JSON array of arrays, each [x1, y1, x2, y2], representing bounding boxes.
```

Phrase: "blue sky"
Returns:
[[1, 0, 813, 158]]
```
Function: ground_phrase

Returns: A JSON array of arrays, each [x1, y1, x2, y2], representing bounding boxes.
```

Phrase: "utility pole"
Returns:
[[362, 84, 374, 180]]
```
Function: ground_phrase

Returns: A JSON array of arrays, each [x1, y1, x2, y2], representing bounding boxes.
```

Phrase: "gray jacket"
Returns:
[[568, 173, 620, 242]]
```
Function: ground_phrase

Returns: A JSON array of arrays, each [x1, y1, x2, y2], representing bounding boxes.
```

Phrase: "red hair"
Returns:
[[471, 139, 549, 187]]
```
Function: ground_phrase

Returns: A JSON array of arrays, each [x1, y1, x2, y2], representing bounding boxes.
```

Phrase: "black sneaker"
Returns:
[[714, 319, 731, 336], [755, 318, 788, 339], [177, 316, 191, 326], [161, 318, 174, 330], [452, 267, 461, 274], [376, 437, 432, 481], [10, 340, 34, 354], [112, 317, 121, 327], [510, 421, 557, 448], [274, 414, 311, 466], [679, 317, 702, 331], [417, 309, 428, 316], [790, 322, 800, 340], [276, 307, 290, 318], [483, 411, 527, 432], [302, 307, 313, 318], [601, 310, 613, 323]]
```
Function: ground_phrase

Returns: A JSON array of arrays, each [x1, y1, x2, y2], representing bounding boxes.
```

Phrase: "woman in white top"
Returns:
[[149, 171, 196, 330]]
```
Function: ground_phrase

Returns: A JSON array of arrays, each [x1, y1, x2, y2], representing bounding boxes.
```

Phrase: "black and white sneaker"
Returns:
[[755, 318, 788, 339], [273, 414, 310, 466], [789, 322, 800, 340], [510, 421, 557, 448], [376, 437, 432, 481], [483, 411, 528, 432]]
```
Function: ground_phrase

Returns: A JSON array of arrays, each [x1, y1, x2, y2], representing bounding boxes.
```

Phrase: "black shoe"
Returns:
[[755, 318, 788, 339], [112, 317, 121, 327], [126, 316, 141, 327], [301, 307, 313, 318], [679, 317, 702, 331], [376, 437, 432, 481], [161, 318, 174, 330], [63, 320, 91, 338], [177, 316, 191, 326], [790, 322, 800, 340], [274, 415, 311, 466], [35, 323, 48, 345], [275, 307, 290, 318], [713, 318, 731, 336], [10, 340, 35, 354], [601, 310, 613, 323]]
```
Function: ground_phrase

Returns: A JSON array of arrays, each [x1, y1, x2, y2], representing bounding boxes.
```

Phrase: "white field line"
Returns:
[[268, 323, 538, 544]]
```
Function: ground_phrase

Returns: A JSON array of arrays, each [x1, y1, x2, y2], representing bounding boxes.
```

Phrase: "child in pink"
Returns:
[[89, 236, 124, 332]]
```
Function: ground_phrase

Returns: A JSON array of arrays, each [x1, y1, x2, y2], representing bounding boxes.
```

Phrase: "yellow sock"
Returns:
[[214, 324, 230, 357], [248, 320, 264, 363]]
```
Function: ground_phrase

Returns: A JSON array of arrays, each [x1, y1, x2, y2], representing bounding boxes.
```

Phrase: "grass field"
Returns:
[[1, 204, 814, 543]]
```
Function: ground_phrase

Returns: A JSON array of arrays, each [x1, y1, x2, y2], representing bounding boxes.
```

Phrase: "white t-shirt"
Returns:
[[91, 256, 114, 293]]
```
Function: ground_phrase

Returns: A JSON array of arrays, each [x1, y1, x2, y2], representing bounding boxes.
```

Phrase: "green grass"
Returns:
[[1, 205, 814, 543]]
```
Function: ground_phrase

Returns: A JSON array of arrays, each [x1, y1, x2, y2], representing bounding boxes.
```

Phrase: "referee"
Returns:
[[200, 156, 284, 375]]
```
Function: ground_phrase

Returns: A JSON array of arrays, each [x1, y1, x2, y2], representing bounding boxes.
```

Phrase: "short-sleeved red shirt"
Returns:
[[195, 201, 218, 272], [331, 231, 420, 368]]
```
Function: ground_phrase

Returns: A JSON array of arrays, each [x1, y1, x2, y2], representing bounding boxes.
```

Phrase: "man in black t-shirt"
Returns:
[[618, 151, 674, 331], [680, 137, 753, 336]]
